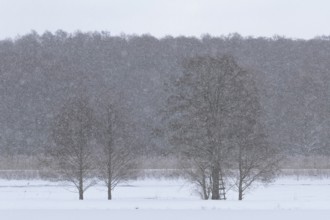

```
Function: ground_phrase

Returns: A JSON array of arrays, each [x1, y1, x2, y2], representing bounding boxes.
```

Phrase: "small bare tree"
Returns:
[[235, 129, 281, 200], [96, 103, 135, 200], [183, 157, 212, 200], [50, 97, 97, 200]]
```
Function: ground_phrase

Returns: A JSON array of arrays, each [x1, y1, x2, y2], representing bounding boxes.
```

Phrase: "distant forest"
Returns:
[[0, 31, 329, 158]]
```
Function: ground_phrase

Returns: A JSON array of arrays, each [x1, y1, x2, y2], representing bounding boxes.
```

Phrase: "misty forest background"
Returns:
[[0, 31, 330, 173]]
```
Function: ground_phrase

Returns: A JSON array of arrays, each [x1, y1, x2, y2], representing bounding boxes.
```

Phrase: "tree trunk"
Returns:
[[211, 166, 220, 200], [238, 145, 243, 201], [238, 180, 243, 200], [201, 175, 208, 200], [79, 169, 84, 200], [79, 190, 84, 200], [107, 151, 112, 200], [79, 187, 84, 200], [107, 181, 112, 200]]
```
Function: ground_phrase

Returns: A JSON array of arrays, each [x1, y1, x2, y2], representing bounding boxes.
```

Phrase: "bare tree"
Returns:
[[166, 55, 247, 200], [234, 127, 281, 200], [96, 102, 135, 200], [182, 157, 212, 200], [227, 68, 281, 200], [165, 55, 280, 200], [50, 97, 97, 200]]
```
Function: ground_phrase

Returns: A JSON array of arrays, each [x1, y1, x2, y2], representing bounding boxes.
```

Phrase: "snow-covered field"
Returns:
[[1, 177, 330, 219]]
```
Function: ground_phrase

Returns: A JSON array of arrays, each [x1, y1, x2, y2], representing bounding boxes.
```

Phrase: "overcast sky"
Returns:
[[0, 0, 329, 40]]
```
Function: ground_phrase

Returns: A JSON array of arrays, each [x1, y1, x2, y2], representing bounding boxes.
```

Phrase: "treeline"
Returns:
[[0, 31, 329, 157]]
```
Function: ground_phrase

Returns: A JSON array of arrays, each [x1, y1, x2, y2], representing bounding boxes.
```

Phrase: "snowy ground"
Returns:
[[0, 176, 330, 219]]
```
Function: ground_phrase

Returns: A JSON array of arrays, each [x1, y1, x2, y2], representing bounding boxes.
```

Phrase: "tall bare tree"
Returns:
[[50, 97, 97, 200], [96, 102, 136, 200], [166, 55, 246, 200], [165, 55, 278, 200]]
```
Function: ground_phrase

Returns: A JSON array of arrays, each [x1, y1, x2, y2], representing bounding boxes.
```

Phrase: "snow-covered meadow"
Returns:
[[1, 176, 330, 219]]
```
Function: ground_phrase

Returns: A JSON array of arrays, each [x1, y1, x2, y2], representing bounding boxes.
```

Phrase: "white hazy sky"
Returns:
[[0, 0, 329, 39]]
